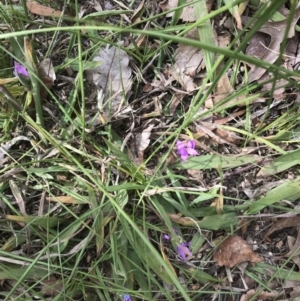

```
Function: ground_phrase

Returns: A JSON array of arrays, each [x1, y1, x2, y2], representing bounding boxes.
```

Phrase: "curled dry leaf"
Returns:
[[213, 235, 263, 268]]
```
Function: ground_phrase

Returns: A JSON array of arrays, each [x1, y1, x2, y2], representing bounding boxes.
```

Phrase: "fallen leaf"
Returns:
[[223, 0, 243, 29], [213, 235, 263, 267], [26, 1, 62, 17], [240, 289, 279, 301], [128, 124, 154, 165], [243, 8, 300, 82], [284, 221, 300, 265], [159, 0, 213, 22], [86, 45, 132, 93], [131, 0, 145, 23], [47, 195, 87, 204], [264, 215, 300, 242], [195, 121, 241, 146], [85, 44, 132, 121], [38, 58, 56, 99], [0, 136, 39, 167], [91, 0, 103, 12], [167, 28, 204, 92], [41, 277, 64, 297], [169, 93, 184, 115], [9, 180, 26, 216], [283, 280, 300, 299]]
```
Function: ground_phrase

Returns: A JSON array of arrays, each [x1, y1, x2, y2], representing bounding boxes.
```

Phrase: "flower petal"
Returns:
[[187, 148, 199, 156], [176, 140, 185, 149], [180, 153, 188, 161], [177, 243, 192, 261], [163, 234, 170, 240], [186, 140, 196, 149], [123, 294, 131, 301], [14, 61, 29, 78], [177, 146, 189, 161]]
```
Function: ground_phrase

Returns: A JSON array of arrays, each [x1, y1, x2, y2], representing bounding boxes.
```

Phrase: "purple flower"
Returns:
[[123, 294, 131, 301], [163, 230, 192, 261], [163, 234, 170, 240], [14, 61, 29, 78], [176, 139, 199, 161], [177, 242, 192, 261]]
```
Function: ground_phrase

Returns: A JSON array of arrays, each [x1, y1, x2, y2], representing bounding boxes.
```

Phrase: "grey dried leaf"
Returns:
[[86, 45, 132, 93], [85, 45, 132, 121]]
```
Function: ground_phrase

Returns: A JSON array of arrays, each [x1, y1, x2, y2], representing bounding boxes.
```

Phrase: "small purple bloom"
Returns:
[[163, 234, 170, 240], [14, 61, 29, 78], [177, 242, 192, 261], [176, 139, 199, 161], [123, 294, 131, 301]]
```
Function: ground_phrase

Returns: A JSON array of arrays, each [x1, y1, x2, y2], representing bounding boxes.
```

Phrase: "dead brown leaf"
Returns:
[[128, 124, 154, 166], [240, 289, 279, 301], [264, 215, 300, 242], [9, 179, 26, 216], [213, 235, 263, 267], [47, 195, 85, 204], [283, 280, 300, 299], [243, 8, 300, 82], [131, 0, 145, 23], [284, 224, 300, 264], [167, 28, 204, 92], [159, 0, 195, 22], [26, 1, 62, 17], [38, 58, 56, 99], [41, 277, 64, 297], [195, 121, 241, 146], [168, 213, 196, 226]]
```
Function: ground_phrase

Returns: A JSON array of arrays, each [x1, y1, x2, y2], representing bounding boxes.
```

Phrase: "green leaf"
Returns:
[[176, 154, 261, 170], [198, 212, 238, 230], [0, 263, 49, 280], [247, 177, 300, 214], [258, 149, 300, 176]]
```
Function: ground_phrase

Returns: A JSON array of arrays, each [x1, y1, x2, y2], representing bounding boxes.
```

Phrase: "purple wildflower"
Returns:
[[177, 242, 192, 261], [176, 139, 199, 161], [123, 294, 131, 301], [163, 233, 171, 240], [14, 61, 29, 78]]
